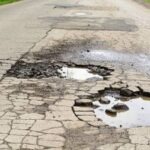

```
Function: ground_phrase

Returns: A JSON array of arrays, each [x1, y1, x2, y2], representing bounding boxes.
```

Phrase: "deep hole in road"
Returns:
[[5, 38, 114, 80], [4, 38, 150, 128], [6, 60, 113, 80], [74, 88, 150, 128]]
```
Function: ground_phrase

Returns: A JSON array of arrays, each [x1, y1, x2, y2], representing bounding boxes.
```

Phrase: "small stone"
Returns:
[[75, 99, 92, 107], [120, 88, 133, 97], [105, 109, 117, 116], [93, 101, 101, 107], [99, 97, 110, 104], [128, 86, 139, 92], [112, 103, 129, 111], [120, 97, 129, 101]]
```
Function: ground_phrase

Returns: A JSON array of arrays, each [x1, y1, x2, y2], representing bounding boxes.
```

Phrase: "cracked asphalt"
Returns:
[[0, 0, 150, 150]]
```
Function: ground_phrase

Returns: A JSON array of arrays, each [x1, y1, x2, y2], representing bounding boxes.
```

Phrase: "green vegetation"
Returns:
[[144, 0, 150, 3], [0, 0, 19, 5]]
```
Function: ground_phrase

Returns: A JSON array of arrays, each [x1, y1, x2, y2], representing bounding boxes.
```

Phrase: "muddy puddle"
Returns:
[[92, 90, 150, 128], [58, 67, 103, 80]]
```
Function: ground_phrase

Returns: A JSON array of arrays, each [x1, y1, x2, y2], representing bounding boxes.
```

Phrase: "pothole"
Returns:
[[5, 38, 114, 81], [6, 60, 113, 80], [93, 89, 150, 128], [58, 67, 103, 80], [74, 88, 150, 128], [95, 96, 150, 128]]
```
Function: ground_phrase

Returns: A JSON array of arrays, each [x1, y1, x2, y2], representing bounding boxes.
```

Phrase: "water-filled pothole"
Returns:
[[74, 88, 150, 128], [93, 89, 150, 128], [6, 60, 113, 80], [58, 67, 103, 80]]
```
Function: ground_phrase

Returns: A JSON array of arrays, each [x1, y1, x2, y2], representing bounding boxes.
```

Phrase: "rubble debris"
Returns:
[[6, 60, 113, 80], [105, 109, 117, 116], [99, 97, 110, 104], [120, 88, 134, 97], [112, 103, 129, 111]]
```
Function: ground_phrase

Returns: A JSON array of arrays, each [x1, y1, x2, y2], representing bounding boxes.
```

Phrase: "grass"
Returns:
[[144, 0, 150, 3], [0, 0, 19, 5]]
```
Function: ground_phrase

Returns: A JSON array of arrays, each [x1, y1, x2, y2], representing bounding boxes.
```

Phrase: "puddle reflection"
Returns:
[[94, 96, 150, 128], [58, 67, 103, 80]]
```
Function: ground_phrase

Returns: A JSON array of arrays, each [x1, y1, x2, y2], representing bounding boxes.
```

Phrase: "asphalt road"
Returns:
[[0, 1, 150, 149], [0, 0, 150, 72], [0, 0, 78, 60], [0, 0, 150, 59]]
